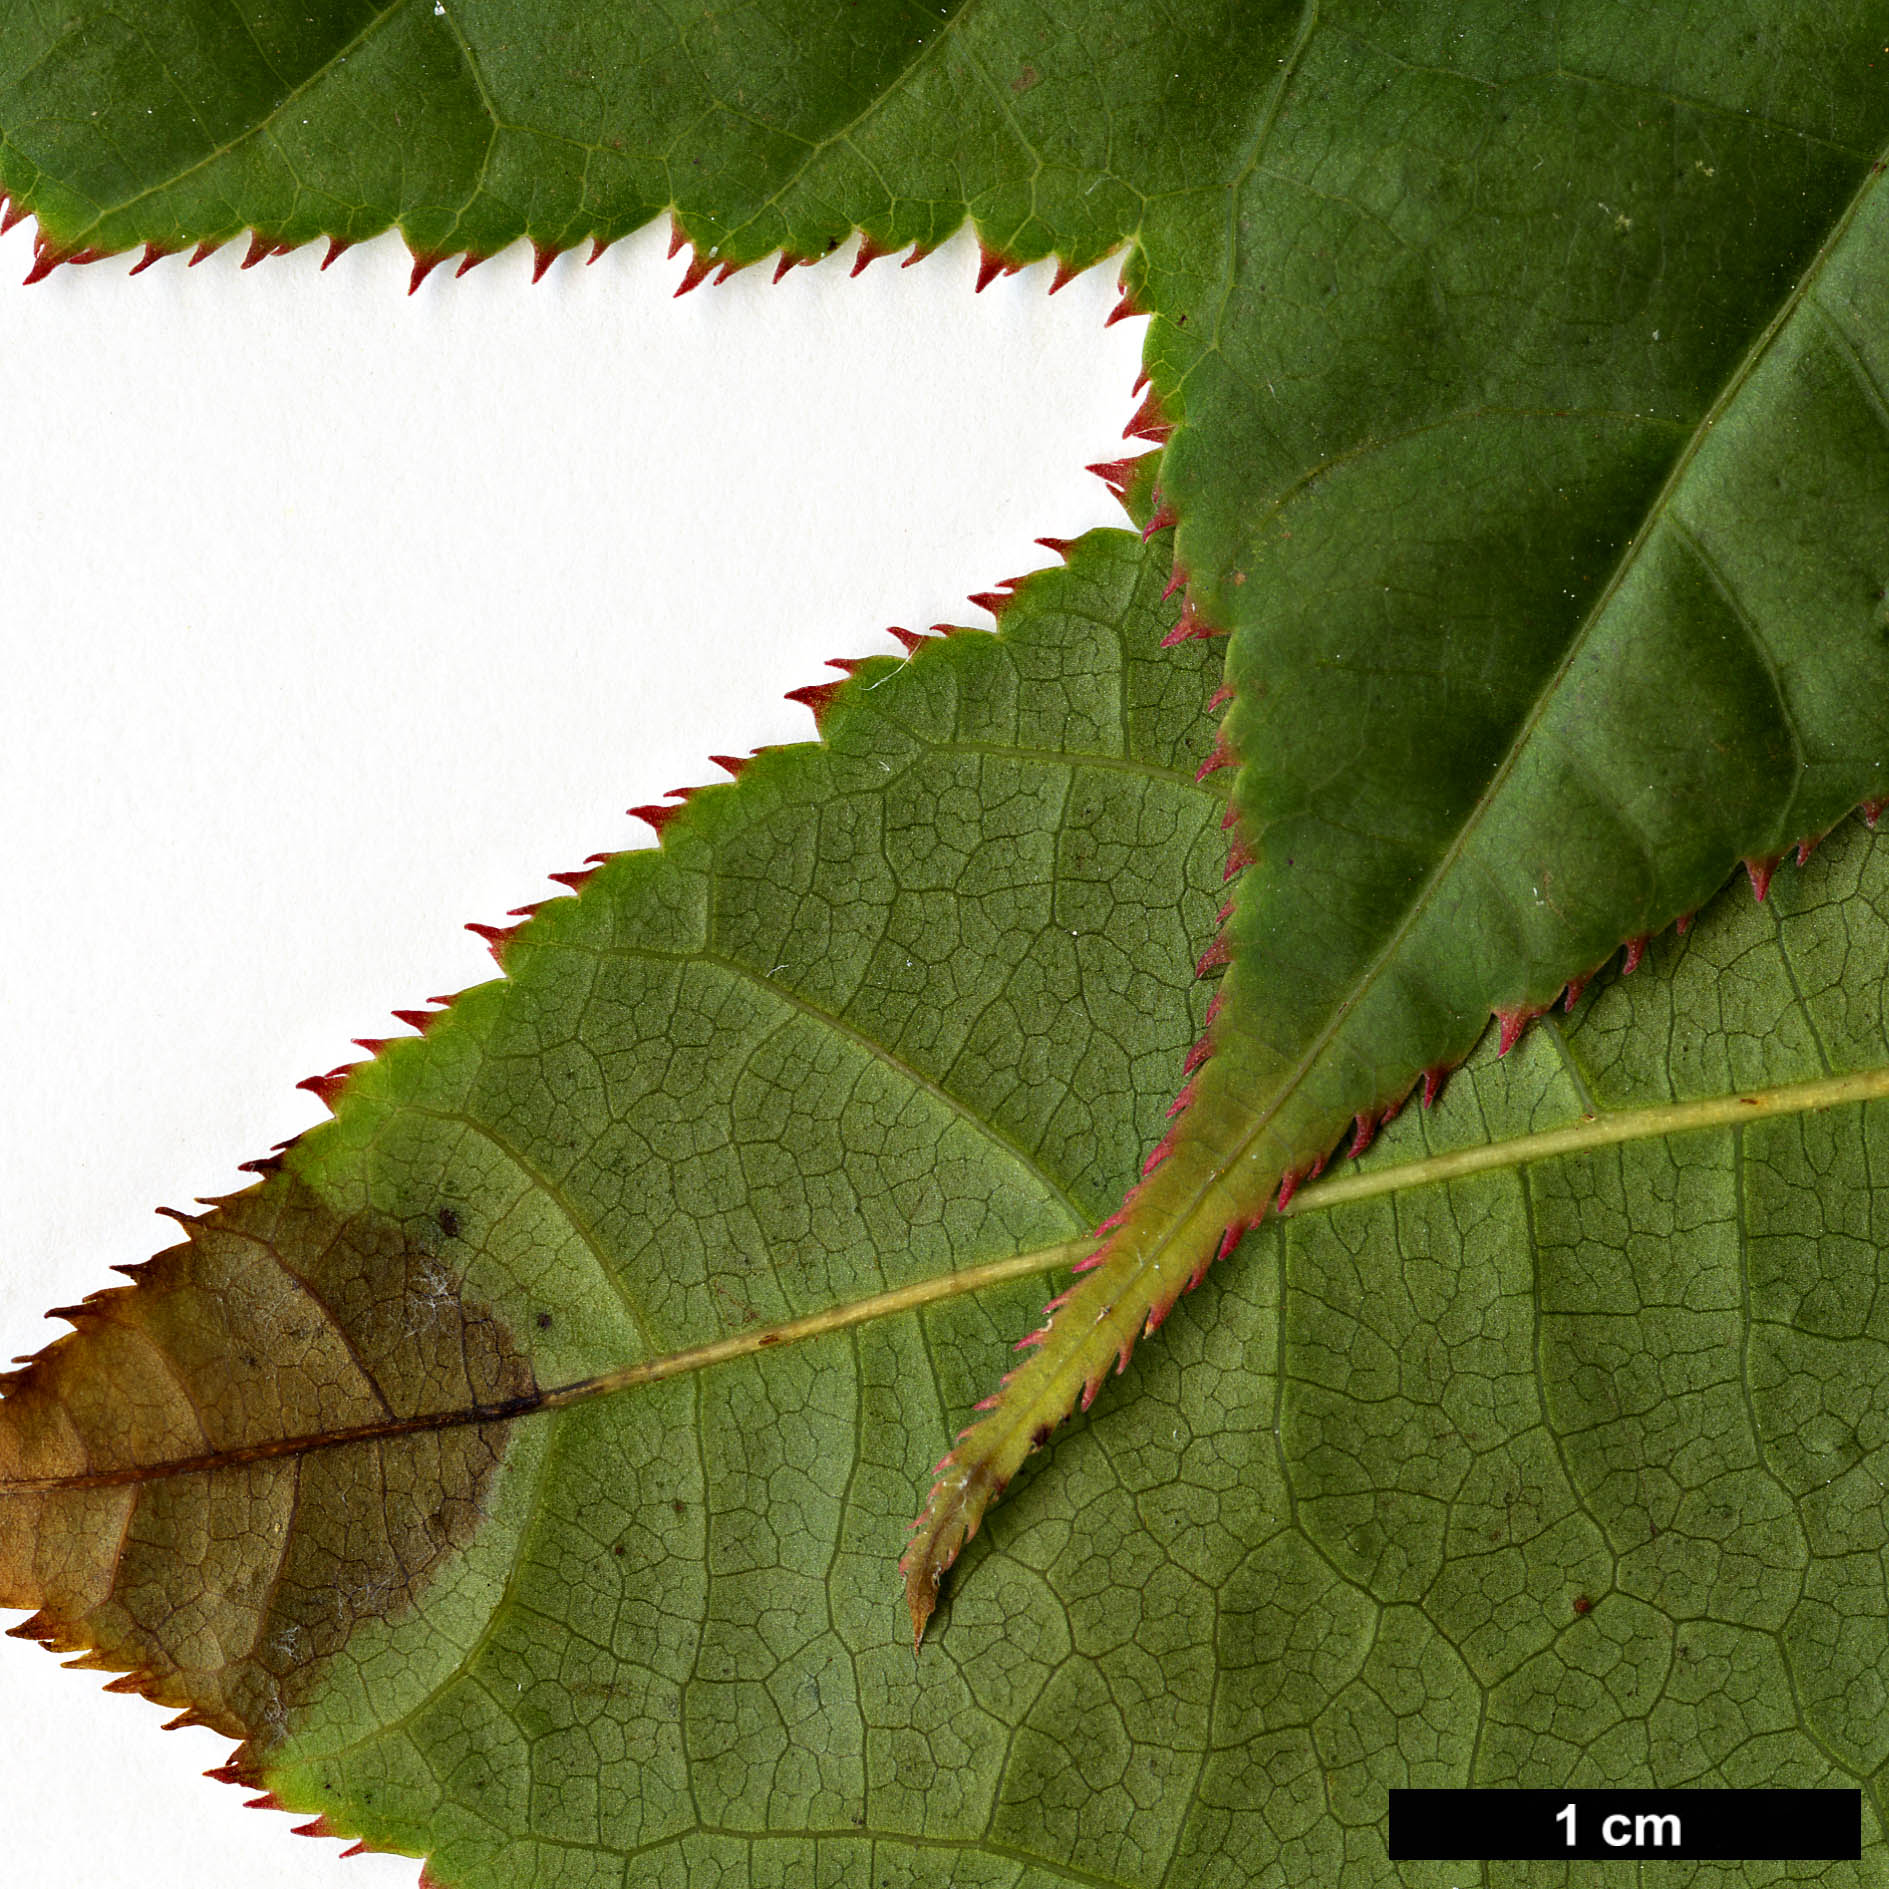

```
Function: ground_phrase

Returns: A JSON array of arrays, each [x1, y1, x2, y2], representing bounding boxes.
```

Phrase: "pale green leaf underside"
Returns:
[[3, 532, 1862, 1888], [265, 729, 1889, 1889]]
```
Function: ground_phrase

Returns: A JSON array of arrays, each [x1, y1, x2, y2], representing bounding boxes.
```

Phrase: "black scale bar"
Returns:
[[1388, 1789, 1861, 1862]]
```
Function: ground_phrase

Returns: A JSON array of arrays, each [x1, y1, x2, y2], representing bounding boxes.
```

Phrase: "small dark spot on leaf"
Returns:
[[1572, 1593, 1593, 1615], [1030, 1424, 1052, 1450], [536, 1312, 552, 1329], [612, 1543, 625, 1557], [672, 1499, 687, 1517], [1012, 62, 1039, 93], [436, 1207, 460, 1238]]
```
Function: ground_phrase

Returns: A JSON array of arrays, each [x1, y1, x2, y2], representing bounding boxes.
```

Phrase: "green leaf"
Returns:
[[9, 531, 1889, 1886], [6, 4, 1889, 1879]]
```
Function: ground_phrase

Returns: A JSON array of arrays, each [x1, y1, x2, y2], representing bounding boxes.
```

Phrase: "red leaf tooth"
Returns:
[[1164, 1079, 1198, 1120], [1141, 505, 1179, 541], [1223, 835, 1257, 881], [1796, 831, 1825, 868], [407, 251, 445, 295], [1207, 684, 1235, 715], [974, 244, 1019, 293], [1162, 562, 1190, 601], [1744, 853, 1780, 901], [851, 237, 893, 276], [1104, 286, 1144, 327], [293, 1819, 334, 1840], [1620, 934, 1648, 976], [339, 1843, 370, 1859], [1049, 256, 1086, 294], [1162, 602, 1220, 646], [21, 244, 66, 286], [1087, 456, 1141, 500], [0, 198, 25, 236], [588, 235, 616, 266], [297, 1067, 354, 1110], [1562, 974, 1587, 1013], [667, 220, 688, 260], [1195, 934, 1231, 976], [967, 590, 1014, 620], [390, 1008, 438, 1032], [627, 803, 684, 837], [1124, 389, 1174, 444], [128, 243, 172, 276], [1495, 1006, 1539, 1057], [1035, 536, 1076, 562], [901, 242, 937, 269], [1349, 1110, 1381, 1160], [1193, 721, 1239, 782], [465, 919, 522, 962], [1864, 799, 1885, 829], [1182, 1031, 1214, 1077], [784, 679, 844, 724], [772, 252, 805, 283], [1141, 1131, 1177, 1176], [240, 232, 277, 270], [1675, 911, 1694, 935], [188, 239, 222, 267], [674, 249, 716, 296], [1276, 1168, 1306, 1212], [712, 258, 748, 285], [351, 1036, 392, 1058], [708, 753, 751, 779], [548, 866, 598, 894], [1195, 729, 1238, 783], [321, 237, 353, 271], [531, 242, 562, 283]]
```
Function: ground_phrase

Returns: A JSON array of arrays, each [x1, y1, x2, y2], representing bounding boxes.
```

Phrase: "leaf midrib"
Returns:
[[10, 1061, 1886, 1498]]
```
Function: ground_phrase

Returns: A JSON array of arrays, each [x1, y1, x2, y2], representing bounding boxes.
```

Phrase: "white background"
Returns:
[[0, 215, 1145, 1884]]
